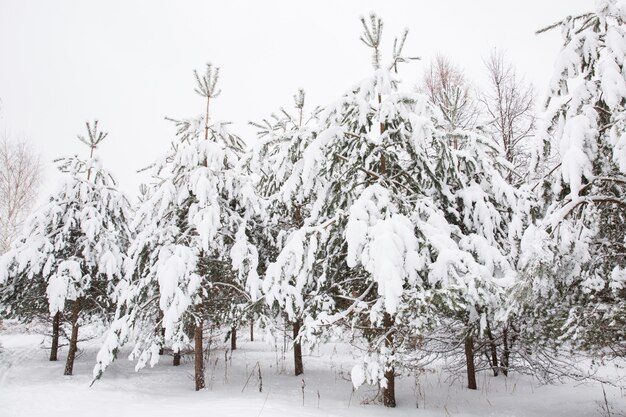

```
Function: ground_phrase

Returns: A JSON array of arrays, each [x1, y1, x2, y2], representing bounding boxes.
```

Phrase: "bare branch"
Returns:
[[418, 55, 479, 144], [0, 136, 42, 253], [479, 49, 536, 181]]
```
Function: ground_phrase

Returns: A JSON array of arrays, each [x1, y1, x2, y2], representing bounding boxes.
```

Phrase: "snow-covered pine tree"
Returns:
[[431, 131, 529, 388], [0, 245, 56, 358], [93, 64, 260, 391], [0, 121, 132, 373], [415, 50, 536, 384], [520, 0, 626, 360], [262, 14, 528, 404], [262, 18, 432, 406], [249, 88, 321, 376]]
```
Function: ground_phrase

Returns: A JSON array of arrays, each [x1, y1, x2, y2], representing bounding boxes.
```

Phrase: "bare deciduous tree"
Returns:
[[481, 50, 536, 180], [419, 55, 479, 139], [0, 136, 42, 254]]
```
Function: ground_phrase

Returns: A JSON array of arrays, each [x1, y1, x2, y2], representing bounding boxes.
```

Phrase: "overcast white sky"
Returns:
[[0, 0, 591, 200]]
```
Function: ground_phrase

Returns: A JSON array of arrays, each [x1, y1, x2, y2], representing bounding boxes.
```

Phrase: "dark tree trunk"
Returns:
[[378, 93, 388, 175], [292, 208, 304, 377], [465, 334, 477, 390], [293, 319, 304, 376], [294, 206, 303, 227], [250, 319, 254, 342], [231, 327, 237, 351], [157, 312, 165, 355], [382, 312, 396, 408], [194, 322, 205, 391], [158, 329, 165, 355], [64, 298, 81, 376], [485, 321, 499, 376], [50, 312, 60, 361], [502, 325, 510, 377], [378, 106, 395, 407], [173, 351, 181, 366]]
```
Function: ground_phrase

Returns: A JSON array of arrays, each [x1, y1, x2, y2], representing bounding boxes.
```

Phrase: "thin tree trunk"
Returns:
[[158, 326, 165, 355], [204, 97, 210, 141], [379, 108, 395, 407], [378, 93, 385, 136], [173, 351, 181, 366], [64, 298, 81, 376], [294, 205, 303, 227], [502, 325, 510, 377], [231, 327, 237, 351], [292, 206, 304, 377], [194, 321, 205, 391], [157, 312, 165, 355], [293, 319, 304, 376], [485, 321, 499, 376], [50, 312, 60, 361], [250, 319, 254, 342], [378, 93, 388, 174], [382, 312, 396, 408], [465, 334, 477, 390]]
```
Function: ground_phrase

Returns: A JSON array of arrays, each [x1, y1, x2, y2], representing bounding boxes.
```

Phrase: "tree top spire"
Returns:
[[194, 63, 221, 99], [77, 120, 107, 154]]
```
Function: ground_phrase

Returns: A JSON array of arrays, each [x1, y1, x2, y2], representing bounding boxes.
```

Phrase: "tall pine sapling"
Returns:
[[519, 0, 626, 365], [0, 121, 131, 374], [250, 88, 321, 376], [264, 14, 436, 407], [264, 14, 528, 405], [93, 64, 260, 391]]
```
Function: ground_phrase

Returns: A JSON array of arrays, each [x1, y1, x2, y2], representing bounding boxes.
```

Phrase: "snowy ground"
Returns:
[[1, 325, 625, 417]]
